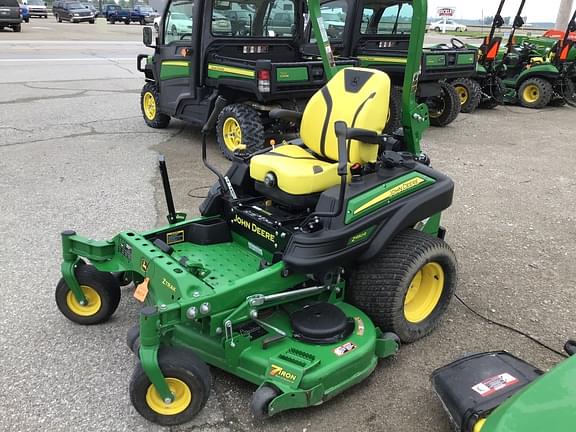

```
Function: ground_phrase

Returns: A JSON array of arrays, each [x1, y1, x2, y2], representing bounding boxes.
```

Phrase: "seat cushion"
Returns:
[[250, 144, 343, 196]]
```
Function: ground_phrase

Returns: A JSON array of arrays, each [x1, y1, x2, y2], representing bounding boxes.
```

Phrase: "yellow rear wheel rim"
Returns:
[[146, 378, 192, 416], [455, 85, 469, 104], [404, 262, 445, 323], [222, 117, 246, 152], [473, 418, 487, 432], [522, 84, 540, 104], [66, 285, 102, 317], [143, 92, 157, 121]]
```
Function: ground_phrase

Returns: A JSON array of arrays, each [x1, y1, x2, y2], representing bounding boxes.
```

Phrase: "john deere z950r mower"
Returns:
[[55, 0, 458, 425]]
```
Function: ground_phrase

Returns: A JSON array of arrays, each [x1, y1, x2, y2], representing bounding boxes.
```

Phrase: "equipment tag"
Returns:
[[134, 277, 149, 302], [471, 373, 519, 397]]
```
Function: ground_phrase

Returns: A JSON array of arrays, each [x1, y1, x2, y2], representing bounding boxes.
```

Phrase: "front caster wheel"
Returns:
[[349, 229, 458, 343], [250, 385, 280, 418], [55, 265, 121, 325], [130, 347, 211, 426]]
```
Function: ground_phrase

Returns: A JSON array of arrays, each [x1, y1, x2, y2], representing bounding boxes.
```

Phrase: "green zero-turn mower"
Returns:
[[56, 0, 458, 425], [432, 341, 576, 432], [495, 0, 575, 109]]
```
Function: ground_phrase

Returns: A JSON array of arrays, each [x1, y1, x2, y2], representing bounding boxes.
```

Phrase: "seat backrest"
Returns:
[[300, 67, 391, 164]]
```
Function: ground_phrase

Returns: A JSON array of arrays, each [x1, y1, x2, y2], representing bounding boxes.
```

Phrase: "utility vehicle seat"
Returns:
[[250, 68, 391, 197]]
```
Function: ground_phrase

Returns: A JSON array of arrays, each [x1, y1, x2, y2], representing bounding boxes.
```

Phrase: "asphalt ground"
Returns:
[[1, 19, 575, 432]]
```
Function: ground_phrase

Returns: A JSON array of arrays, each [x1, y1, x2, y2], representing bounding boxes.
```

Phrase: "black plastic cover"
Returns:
[[291, 302, 354, 344], [431, 351, 542, 432]]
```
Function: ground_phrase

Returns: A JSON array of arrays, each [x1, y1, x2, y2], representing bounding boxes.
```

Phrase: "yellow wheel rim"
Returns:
[[222, 117, 246, 152], [66, 285, 102, 317], [404, 262, 445, 323], [455, 85, 469, 105], [146, 378, 192, 416], [143, 92, 157, 121], [473, 418, 487, 432], [522, 84, 540, 104]]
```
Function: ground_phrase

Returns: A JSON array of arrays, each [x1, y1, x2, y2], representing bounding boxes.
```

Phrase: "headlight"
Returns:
[[73, 13, 79, 16]]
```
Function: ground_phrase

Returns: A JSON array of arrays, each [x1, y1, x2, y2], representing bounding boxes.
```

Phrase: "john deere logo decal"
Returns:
[[269, 365, 297, 383], [141, 258, 149, 272]]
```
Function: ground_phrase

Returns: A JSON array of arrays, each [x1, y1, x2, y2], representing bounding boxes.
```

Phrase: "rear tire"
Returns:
[[348, 229, 457, 343], [518, 77, 553, 109], [428, 81, 461, 127], [13, 24, 21, 32], [452, 78, 482, 113], [384, 85, 402, 134], [141, 82, 170, 129], [57, 15, 62, 22], [130, 347, 211, 426], [216, 104, 266, 160]]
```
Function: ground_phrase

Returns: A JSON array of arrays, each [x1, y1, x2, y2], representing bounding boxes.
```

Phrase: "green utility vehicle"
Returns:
[[55, 0, 458, 425], [137, 0, 356, 160], [433, 340, 576, 432], [303, 0, 478, 127]]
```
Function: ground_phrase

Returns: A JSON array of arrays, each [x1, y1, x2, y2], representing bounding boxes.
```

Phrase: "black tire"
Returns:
[[25, 18, 29, 23], [384, 85, 402, 134], [518, 77, 553, 109], [140, 17, 145, 25], [434, 27, 440, 32], [141, 82, 170, 129], [57, 15, 62, 22], [55, 265, 121, 325], [216, 103, 266, 160], [110, 17, 115, 24], [452, 78, 482, 113], [154, 22, 159, 32], [251, 385, 280, 418], [479, 76, 506, 109], [130, 347, 211, 426], [13, 24, 21, 32], [428, 81, 461, 127], [126, 325, 140, 354], [124, 19, 130, 25], [89, 19, 95, 24], [348, 229, 457, 343]]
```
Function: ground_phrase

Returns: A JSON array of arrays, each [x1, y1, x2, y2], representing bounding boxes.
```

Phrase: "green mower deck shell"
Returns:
[[480, 354, 576, 432]]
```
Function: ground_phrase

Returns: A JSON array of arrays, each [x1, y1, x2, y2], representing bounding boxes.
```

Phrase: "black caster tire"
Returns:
[[216, 103, 265, 160], [348, 229, 458, 343], [428, 81, 461, 127], [130, 347, 211, 426], [518, 77, 553, 109], [452, 78, 482, 113], [126, 325, 140, 354], [55, 265, 121, 325], [250, 385, 279, 418], [141, 82, 170, 129]]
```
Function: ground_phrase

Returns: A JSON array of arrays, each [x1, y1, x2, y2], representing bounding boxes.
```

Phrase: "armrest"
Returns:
[[345, 127, 381, 144], [269, 108, 303, 122]]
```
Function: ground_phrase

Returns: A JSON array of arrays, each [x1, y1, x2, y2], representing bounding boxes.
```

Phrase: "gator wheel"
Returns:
[[452, 78, 482, 113], [216, 103, 265, 160], [348, 229, 457, 343], [384, 85, 402, 134], [428, 81, 461, 127], [130, 347, 211, 426], [518, 78, 553, 109], [141, 82, 170, 129], [55, 265, 121, 325], [250, 385, 280, 418]]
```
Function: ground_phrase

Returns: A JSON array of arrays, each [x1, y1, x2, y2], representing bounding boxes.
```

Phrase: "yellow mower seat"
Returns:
[[250, 67, 391, 196]]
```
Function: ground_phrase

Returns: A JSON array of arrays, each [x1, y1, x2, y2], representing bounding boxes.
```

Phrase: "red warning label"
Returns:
[[471, 373, 519, 397]]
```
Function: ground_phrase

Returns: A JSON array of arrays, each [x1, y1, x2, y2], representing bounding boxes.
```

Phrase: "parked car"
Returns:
[[428, 19, 467, 32], [131, 4, 158, 25], [0, 0, 22, 32], [104, 3, 131, 24], [212, 12, 231, 35], [19, 2, 29, 22], [164, 11, 191, 37], [53, 1, 95, 23], [23, 0, 46, 18]]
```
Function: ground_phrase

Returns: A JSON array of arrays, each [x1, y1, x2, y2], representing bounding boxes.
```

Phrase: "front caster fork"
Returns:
[[139, 306, 174, 403]]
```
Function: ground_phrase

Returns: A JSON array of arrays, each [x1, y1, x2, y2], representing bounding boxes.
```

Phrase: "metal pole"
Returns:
[[556, 0, 574, 29]]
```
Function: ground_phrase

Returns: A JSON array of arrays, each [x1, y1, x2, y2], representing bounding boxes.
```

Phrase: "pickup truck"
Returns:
[[104, 3, 130, 24], [130, 4, 158, 25]]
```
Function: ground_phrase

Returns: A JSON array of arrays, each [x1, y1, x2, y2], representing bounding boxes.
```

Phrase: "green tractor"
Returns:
[[432, 341, 576, 431], [303, 0, 478, 128], [496, 0, 574, 108], [55, 0, 459, 426]]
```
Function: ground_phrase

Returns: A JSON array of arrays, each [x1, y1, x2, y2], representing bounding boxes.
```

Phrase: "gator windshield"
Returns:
[[361, 0, 413, 35]]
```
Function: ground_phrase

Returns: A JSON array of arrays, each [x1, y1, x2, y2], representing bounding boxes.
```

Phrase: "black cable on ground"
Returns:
[[455, 293, 568, 359], [187, 186, 211, 199]]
